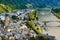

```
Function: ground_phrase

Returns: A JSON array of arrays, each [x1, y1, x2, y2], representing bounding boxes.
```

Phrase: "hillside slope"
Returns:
[[0, 0, 60, 9], [0, 0, 60, 13], [0, 4, 12, 13]]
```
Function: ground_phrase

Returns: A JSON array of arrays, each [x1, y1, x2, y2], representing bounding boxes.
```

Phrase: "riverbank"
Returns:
[[43, 26, 60, 40], [52, 11, 60, 19]]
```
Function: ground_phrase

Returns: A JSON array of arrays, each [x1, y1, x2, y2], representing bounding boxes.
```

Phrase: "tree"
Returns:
[[2, 36, 9, 40], [29, 35, 51, 40], [12, 15, 18, 20], [29, 37, 35, 40], [0, 20, 4, 25], [29, 12, 35, 20], [6, 5, 12, 12], [0, 4, 12, 13], [26, 21, 34, 28], [26, 3, 32, 9], [28, 10, 38, 21]]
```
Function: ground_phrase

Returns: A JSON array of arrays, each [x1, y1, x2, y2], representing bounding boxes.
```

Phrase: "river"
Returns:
[[38, 9, 60, 27], [38, 9, 60, 40]]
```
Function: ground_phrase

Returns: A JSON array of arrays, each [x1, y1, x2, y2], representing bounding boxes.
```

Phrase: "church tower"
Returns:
[[4, 14, 10, 29]]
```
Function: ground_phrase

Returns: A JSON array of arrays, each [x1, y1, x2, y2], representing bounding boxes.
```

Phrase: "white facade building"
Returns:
[[0, 14, 5, 20]]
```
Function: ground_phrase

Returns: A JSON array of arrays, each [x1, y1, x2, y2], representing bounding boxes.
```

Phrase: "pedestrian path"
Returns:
[[43, 27, 60, 40]]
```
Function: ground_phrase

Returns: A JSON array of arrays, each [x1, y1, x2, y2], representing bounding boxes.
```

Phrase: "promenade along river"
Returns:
[[38, 9, 60, 40]]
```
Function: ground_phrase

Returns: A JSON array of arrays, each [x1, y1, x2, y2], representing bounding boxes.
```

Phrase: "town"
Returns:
[[0, 8, 57, 40], [0, 0, 60, 40]]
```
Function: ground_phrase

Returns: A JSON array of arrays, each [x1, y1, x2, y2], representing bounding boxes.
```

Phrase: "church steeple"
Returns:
[[4, 14, 10, 29]]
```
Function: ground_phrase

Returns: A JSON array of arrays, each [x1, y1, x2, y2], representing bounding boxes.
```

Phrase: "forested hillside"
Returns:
[[0, 0, 60, 13], [0, 0, 60, 9], [0, 4, 12, 13]]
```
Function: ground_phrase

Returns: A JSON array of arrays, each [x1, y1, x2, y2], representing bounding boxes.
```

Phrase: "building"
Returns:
[[4, 15, 10, 29], [0, 14, 5, 20]]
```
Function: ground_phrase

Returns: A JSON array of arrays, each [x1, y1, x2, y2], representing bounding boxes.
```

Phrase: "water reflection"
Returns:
[[38, 9, 60, 27]]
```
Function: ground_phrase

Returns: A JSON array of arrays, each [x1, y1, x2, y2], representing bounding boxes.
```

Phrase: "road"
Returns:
[[43, 26, 60, 40], [38, 9, 60, 40]]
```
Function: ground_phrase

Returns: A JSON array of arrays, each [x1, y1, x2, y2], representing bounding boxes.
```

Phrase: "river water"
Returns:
[[38, 9, 60, 40], [38, 10, 60, 27]]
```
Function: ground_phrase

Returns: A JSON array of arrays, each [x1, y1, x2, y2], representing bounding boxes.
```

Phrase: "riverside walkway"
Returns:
[[38, 8, 60, 40]]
